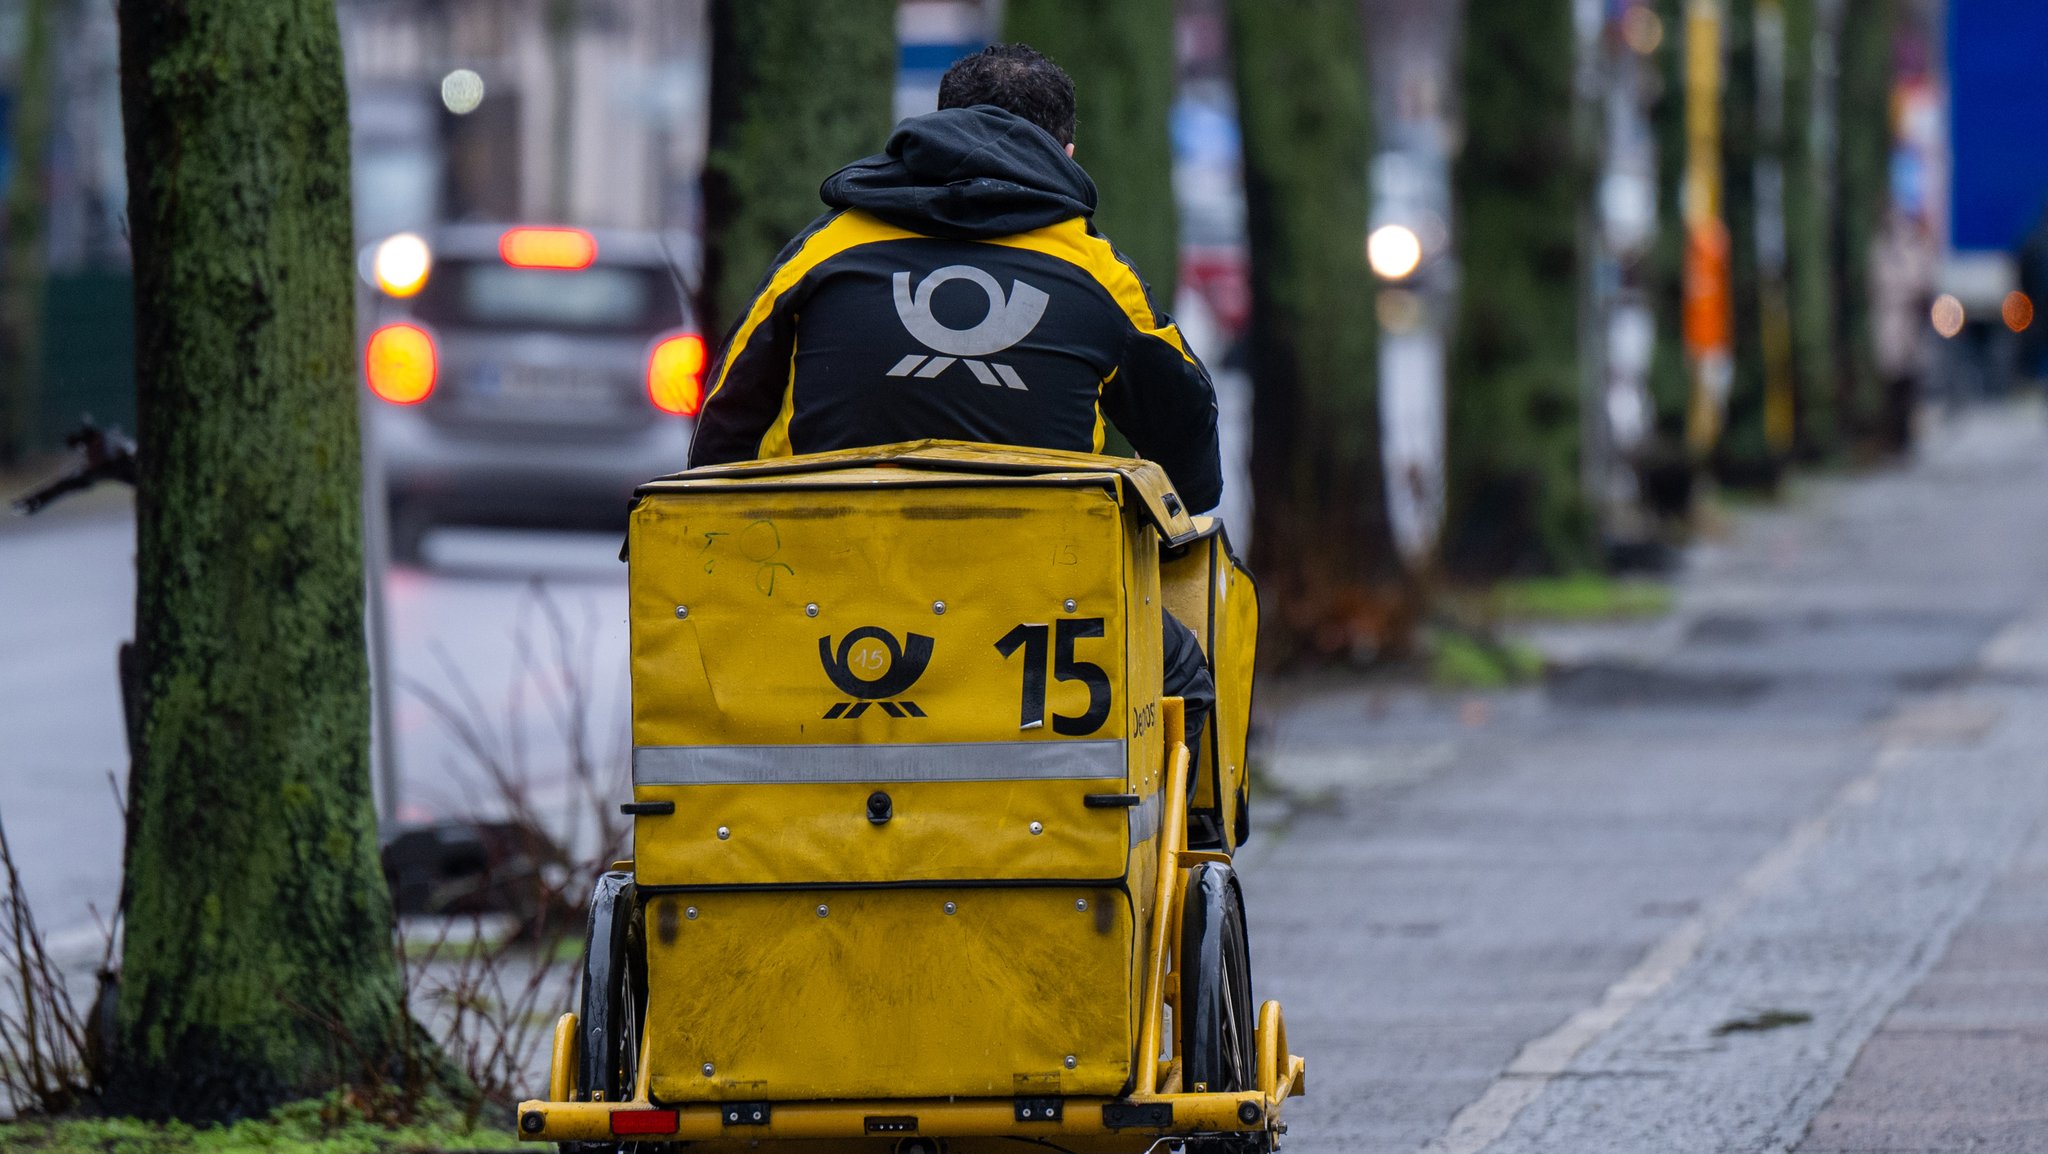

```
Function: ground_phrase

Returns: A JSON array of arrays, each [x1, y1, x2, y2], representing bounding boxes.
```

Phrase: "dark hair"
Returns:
[[937, 43, 1077, 147]]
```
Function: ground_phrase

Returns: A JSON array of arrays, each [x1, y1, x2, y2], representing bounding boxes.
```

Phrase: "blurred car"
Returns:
[[358, 223, 703, 561]]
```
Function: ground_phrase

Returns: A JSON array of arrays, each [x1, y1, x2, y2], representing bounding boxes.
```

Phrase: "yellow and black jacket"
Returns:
[[687, 105, 1223, 513]]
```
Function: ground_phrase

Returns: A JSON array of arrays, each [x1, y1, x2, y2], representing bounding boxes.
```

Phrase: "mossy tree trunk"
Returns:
[[1005, 0, 1179, 304], [109, 0, 411, 1120], [1715, 0, 1773, 484], [1448, 0, 1592, 575], [1831, 0, 1895, 453], [1226, 0, 1403, 660], [1647, 0, 1692, 448], [1782, 0, 1841, 459], [700, 0, 896, 344], [0, 0, 55, 465]]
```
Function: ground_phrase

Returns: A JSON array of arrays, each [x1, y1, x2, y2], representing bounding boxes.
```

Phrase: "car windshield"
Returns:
[[411, 259, 683, 334]]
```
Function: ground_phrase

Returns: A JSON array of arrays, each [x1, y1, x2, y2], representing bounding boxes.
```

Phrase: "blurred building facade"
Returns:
[[340, 0, 710, 241]]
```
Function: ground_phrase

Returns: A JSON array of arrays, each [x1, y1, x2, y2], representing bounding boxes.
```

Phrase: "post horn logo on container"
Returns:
[[886, 264, 1048, 390], [819, 627, 934, 719]]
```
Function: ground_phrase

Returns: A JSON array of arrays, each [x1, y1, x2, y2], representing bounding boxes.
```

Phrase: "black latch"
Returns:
[[1163, 492, 1183, 515], [1014, 1097, 1063, 1123], [1102, 1101, 1173, 1129], [864, 1115, 918, 1133], [722, 1102, 771, 1126], [867, 790, 893, 825], [1083, 792, 1142, 808], [620, 800, 675, 816]]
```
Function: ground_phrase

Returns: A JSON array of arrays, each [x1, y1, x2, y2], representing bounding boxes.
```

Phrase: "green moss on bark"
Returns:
[[1832, 0, 1896, 451], [110, 0, 409, 1120], [1646, 0, 1691, 444], [1227, 0, 1405, 655], [1717, 0, 1774, 483], [1781, 0, 1840, 459], [699, 0, 896, 343], [1448, 0, 1592, 574], [1005, 0, 1179, 304]]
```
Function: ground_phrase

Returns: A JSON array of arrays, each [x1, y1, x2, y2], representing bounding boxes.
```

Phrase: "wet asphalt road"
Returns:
[[9, 402, 2048, 1151]]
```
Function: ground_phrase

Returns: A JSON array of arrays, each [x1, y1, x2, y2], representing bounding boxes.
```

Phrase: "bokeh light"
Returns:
[[364, 323, 437, 405], [2003, 291, 2034, 333], [1367, 224, 1424, 281], [1377, 289, 1424, 334], [647, 334, 708, 416], [1622, 7, 1664, 55], [1931, 294, 1966, 338], [371, 232, 432, 298], [441, 69, 485, 115]]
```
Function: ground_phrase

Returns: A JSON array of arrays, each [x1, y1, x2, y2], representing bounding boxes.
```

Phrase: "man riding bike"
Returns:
[[688, 42, 1218, 756]]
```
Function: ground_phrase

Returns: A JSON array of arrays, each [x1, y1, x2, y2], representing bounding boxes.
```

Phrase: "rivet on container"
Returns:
[[702, 1062, 715, 1077], [817, 903, 830, 918], [716, 825, 730, 840], [944, 901, 957, 916], [1075, 899, 1089, 912], [685, 906, 698, 921], [1029, 821, 1044, 835], [1064, 1054, 1078, 1070], [674, 605, 689, 619], [932, 600, 947, 615], [805, 602, 819, 617], [1063, 599, 1077, 613]]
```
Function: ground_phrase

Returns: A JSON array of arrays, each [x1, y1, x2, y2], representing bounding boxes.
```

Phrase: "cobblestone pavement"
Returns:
[[1246, 402, 2048, 1153]]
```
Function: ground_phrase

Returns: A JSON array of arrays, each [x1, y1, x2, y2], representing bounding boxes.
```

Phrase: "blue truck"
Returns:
[[1945, 0, 2048, 386]]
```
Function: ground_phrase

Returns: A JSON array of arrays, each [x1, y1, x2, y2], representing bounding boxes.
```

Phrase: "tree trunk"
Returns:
[[0, 0, 55, 465], [1227, 0, 1403, 660], [1638, 0, 1700, 523], [1647, 0, 1690, 439], [699, 0, 897, 344], [1831, 0, 1894, 453], [1004, 0, 1179, 305], [1715, 0, 1782, 487], [1447, 0, 1592, 575], [1782, 0, 1841, 460], [109, 0, 411, 1120]]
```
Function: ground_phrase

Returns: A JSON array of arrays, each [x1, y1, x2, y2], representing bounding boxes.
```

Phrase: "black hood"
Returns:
[[820, 105, 1097, 240]]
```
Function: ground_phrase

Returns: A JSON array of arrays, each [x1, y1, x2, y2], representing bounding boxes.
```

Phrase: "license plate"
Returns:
[[470, 363, 621, 408]]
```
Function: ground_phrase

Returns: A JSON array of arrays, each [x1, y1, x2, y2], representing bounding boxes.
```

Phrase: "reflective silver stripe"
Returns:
[[1129, 789, 1163, 848], [633, 740, 1127, 786]]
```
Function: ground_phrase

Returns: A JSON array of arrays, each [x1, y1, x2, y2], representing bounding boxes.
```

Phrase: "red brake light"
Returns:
[[500, 227, 597, 270], [609, 1109, 679, 1136], [648, 333, 707, 416], [364, 323, 437, 405]]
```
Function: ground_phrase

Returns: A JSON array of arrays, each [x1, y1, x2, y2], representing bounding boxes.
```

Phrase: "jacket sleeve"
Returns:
[[1097, 284, 1224, 514], [685, 213, 837, 468]]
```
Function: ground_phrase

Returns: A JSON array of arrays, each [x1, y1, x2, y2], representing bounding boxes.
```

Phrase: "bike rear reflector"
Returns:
[[500, 226, 597, 270], [364, 323, 437, 405], [610, 1109, 680, 1136], [647, 333, 707, 416]]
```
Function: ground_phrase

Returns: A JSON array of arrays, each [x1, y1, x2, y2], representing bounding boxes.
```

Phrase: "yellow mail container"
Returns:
[[1160, 518, 1259, 849], [625, 442, 1200, 1104]]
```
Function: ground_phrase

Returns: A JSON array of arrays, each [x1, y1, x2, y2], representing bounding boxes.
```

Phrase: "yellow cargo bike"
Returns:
[[517, 441, 1305, 1153]]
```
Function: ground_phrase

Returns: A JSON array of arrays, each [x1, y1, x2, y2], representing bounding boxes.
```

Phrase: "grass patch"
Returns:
[[0, 1097, 522, 1154], [1430, 631, 1545, 690], [1491, 574, 1672, 621]]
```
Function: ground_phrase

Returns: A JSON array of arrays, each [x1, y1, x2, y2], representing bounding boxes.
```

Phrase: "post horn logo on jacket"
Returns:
[[887, 264, 1049, 389], [687, 104, 1224, 515]]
